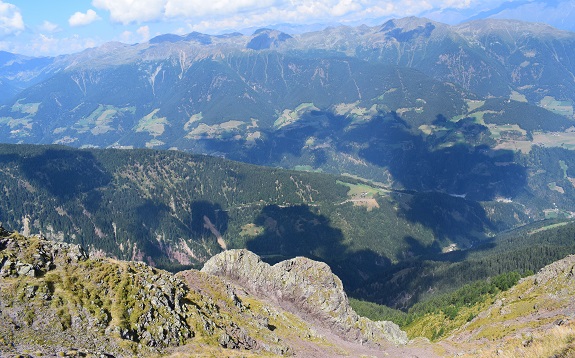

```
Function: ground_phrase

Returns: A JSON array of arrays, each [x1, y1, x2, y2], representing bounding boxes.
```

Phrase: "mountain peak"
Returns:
[[149, 33, 185, 44], [380, 16, 442, 31], [376, 16, 449, 41], [149, 31, 214, 45], [247, 28, 293, 50]]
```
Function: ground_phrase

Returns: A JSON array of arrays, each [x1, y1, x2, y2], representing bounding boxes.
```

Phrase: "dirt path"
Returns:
[[287, 324, 441, 358]]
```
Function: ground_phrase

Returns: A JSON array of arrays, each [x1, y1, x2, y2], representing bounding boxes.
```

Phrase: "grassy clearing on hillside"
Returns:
[[539, 96, 574, 118], [73, 105, 134, 135], [11, 100, 40, 115], [183, 113, 203, 131], [450, 107, 494, 125], [186, 120, 245, 139], [510, 91, 527, 103], [336, 180, 386, 210], [533, 131, 575, 150], [488, 124, 527, 139], [489, 123, 532, 153], [333, 102, 377, 122], [337, 180, 384, 199], [135, 109, 168, 136], [274, 103, 318, 128], [466, 100, 485, 112], [528, 221, 571, 235]]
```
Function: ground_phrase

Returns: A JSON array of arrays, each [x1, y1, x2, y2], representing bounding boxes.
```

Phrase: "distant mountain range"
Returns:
[[1, 17, 574, 210], [240, 1, 575, 35], [2, 16, 575, 356], [424, 0, 575, 32]]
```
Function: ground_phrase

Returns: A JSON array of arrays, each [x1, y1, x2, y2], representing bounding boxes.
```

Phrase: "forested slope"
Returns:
[[0, 143, 531, 306]]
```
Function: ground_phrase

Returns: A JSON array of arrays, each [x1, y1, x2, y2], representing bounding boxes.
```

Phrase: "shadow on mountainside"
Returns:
[[191, 200, 229, 239], [198, 109, 528, 206], [344, 112, 528, 201], [194, 110, 531, 309], [246, 204, 348, 261], [349, 234, 501, 309], [392, 191, 496, 244], [340, 112, 528, 243], [246, 204, 396, 286], [197, 110, 349, 165], [244, 203, 504, 310], [2, 147, 113, 202], [236, 111, 531, 309]]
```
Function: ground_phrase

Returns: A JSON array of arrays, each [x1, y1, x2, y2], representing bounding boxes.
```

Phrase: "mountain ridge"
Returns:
[[2, 17, 573, 154]]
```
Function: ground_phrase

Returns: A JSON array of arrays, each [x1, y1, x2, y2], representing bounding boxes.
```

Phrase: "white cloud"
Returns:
[[0, 1, 24, 36], [174, 27, 188, 35], [92, 0, 166, 24], [69, 9, 101, 27], [165, 0, 277, 18], [331, 0, 362, 17], [137, 25, 151, 42], [441, 0, 472, 9], [91, 0, 506, 31], [40, 20, 61, 33]]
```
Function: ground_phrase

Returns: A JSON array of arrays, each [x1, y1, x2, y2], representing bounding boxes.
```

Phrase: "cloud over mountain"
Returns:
[[69, 9, 100, 27], [0, 1, 23, 36], [91, 0, 498, 27]]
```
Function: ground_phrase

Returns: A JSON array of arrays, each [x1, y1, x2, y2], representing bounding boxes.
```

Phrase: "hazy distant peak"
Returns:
[[149, 33, 184, 44], [455, 18, 575, 38], [247, 28, 293, 50], [149, 31, 214, 45], [383, 16, 441, 29]]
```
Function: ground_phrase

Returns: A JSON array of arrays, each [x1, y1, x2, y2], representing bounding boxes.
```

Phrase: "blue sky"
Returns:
[[1, 0, 574, 56]]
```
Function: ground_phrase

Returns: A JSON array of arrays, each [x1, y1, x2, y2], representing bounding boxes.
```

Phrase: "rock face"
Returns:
[[201, 249, 408, 346]]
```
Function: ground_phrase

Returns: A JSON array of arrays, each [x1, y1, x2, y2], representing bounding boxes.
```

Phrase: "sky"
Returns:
[[0, 0, 573, 57]]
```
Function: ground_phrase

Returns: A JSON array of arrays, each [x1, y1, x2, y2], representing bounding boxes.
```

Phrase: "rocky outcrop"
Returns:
[[1, 228, 414, 357], [0, 227, 194, 356], [531, 254, 575, 286], [0, 227, 87, 278], [201, 249, 408, 346]]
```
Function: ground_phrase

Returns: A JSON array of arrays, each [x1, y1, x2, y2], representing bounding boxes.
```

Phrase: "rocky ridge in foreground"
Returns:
[[4, 224, 575, 357], [0, 227, 412, 357], [201, 249, 407, 346]]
